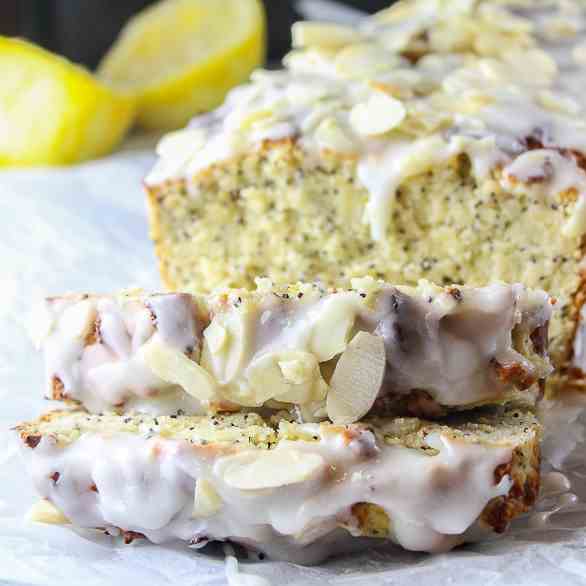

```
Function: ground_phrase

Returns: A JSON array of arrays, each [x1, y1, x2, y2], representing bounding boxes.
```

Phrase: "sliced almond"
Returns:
[[203, 321, 228, 355], [503, 49, 558, 85], [238, 108, 278, 132], [218, 449, 324, 490], [374, 2, 417, 25], [142, 337, 217, 402], [246, 350, 328, 406], [335, 43, 402, 80], [428, 22, 473, 53], [278, 357, 312, 384], [327, 332, 386, 425], [292, 22, 363, 49], [314, 117, 357, 154], [309, 295, 360, 361], [383, 25, 423, 52], [27, 499, 70, 525], [284, 47, 339, 77], [60, 299, 97, 341], [294, 400, 328, 423], [349, 92, 406, 136], [192, 479, 223, 518], [201, 307, 256, 385], [254, 277, 274, 293]]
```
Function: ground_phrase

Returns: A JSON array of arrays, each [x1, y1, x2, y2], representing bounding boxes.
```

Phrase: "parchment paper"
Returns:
[[2, 137, 586, 586]]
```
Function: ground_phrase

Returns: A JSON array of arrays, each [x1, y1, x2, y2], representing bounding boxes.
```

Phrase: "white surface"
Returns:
[[1, 143, 586, 585]]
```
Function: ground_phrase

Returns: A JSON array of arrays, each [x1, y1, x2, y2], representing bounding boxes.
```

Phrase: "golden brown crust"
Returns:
[[351, 503, 391, 538], [491, 360, 537, 391], [549, 235, 586, 394], [121, 530, 146, 545], [84, 316, 102, 346], [145, 184, 175, 292], [562, 236, 586, 372], [51, 376, 67, 401], [479, 439, 540, 533]]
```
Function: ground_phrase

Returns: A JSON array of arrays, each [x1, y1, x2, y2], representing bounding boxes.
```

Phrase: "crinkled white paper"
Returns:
[[2, 138, 586, 586]]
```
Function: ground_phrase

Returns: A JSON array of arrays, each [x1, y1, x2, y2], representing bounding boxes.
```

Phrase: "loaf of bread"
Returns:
[[145, 0, 586, 398], [36, 280, 552, 419], [16, 406, 540, 563]]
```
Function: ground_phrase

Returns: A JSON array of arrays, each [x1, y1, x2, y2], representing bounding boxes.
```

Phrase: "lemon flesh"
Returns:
[[98, 0, 266, 131], [0, 37, 135, 167]]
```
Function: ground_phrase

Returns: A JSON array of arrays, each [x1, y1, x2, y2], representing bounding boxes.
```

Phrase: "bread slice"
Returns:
[[36, 280, 552, 419], [144, 0, 586, 399], [16, 406, 540, 563]]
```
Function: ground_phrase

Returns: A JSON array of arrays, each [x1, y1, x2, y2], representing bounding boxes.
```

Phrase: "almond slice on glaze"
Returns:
[[314, 117, 357, 154], [142, 337, 217, 401], [218, 449, 325, 490], [327, 332, 386, 425], [204, 320, 228, 354], [202, 308, 256, 385], [350, 92, 406, 136], [246, 350, 328, 406], [27, 499, 70, 525], [292, 22, 363, 49], [61, 299, 97, 341], [309, 295, 360, 362]]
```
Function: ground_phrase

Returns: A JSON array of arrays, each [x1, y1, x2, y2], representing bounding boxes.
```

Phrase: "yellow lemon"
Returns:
[[0, 37, 136, 167], [98, 0, 267, 132]]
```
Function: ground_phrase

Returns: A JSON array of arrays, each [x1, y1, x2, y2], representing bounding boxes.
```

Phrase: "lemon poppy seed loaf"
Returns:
[[145, 0, 586, 398]]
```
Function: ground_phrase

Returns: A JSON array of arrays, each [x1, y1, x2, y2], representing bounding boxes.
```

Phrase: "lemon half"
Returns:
[[0, 37, 135, 167], [98, 0, 267, 131]]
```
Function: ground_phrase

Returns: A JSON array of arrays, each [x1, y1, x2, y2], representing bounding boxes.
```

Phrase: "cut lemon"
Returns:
[[0, 37, 136, 167], [98, 0, 266, 131]]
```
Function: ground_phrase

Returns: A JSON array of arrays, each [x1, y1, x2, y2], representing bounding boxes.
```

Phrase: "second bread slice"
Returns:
[[36, 279, 553, 420]]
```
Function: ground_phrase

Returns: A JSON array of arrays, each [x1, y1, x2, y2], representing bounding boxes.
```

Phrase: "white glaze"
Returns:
[[205, 282, 552, 411], [373, 283, 551, 407], [28, 421, 513, 563], [39, 293, 204, 414]]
